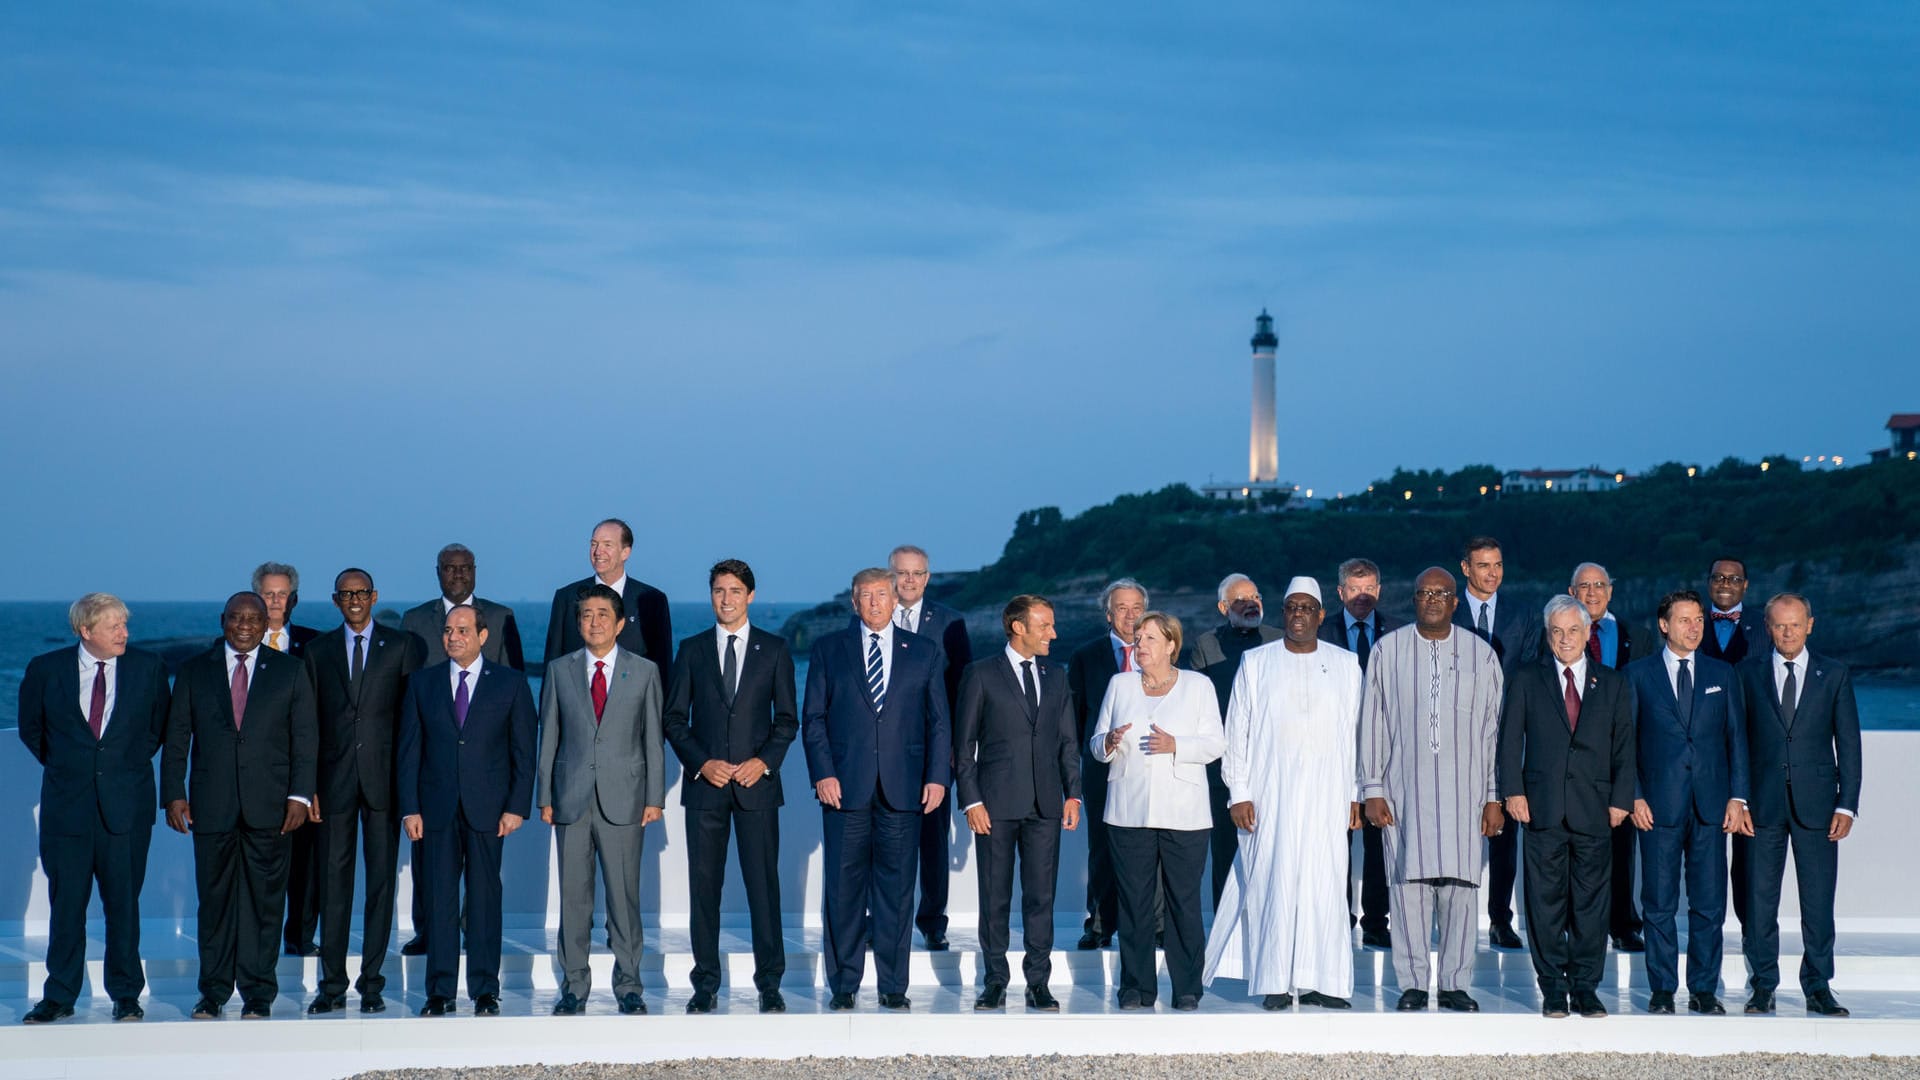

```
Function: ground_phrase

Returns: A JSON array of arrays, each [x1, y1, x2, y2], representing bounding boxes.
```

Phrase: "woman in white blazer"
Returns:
[[1090, 612, 1226, 1011]]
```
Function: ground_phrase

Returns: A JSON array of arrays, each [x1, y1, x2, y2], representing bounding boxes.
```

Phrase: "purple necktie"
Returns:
[[230, 654, 250, 730], [454, 669, 471, 729], [87, 661, 107, 740]]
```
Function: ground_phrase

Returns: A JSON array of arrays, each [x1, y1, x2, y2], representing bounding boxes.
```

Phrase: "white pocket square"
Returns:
[[1704, 686, 1724, 695]]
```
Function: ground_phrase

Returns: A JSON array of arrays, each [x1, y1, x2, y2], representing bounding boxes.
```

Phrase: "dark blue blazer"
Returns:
[[1699, 605, 1769, 666], [18, 645, 171, 836], [397, 659, 537, 828], [1738, 651, 1863, 830], [1454, 591, 1542, 679], [802, 624, 952, 812], [1626, 650, 1749, 826]]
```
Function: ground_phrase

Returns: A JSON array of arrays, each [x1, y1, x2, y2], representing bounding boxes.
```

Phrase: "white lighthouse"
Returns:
[[1249, 308, 1278, 484]]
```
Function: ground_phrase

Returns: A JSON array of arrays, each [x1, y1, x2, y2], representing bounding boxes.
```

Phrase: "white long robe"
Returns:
[[1203, 639, 1363, 996]]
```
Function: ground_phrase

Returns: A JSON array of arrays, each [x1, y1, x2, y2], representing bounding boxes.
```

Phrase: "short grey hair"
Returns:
[[1543, 593, 1593, 632], [437, 543, 473, 563], [69, 592, 129, 636], [888, 544, 929, 565], [251, 561, 300, 593], [1102, 577, 1149, 611], [1766, 592, 1814, 620], [1215, 573, 1254, 604], [1569, 561, 1612, 588], [1337, 558, 1381, 586]]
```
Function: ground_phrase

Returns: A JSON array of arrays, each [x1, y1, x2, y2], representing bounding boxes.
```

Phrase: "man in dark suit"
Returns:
[[398, 542, 523, 956], [1499, 595, 1636, 1019], [251, 561, 323, 957], [802, 567, 951, 1011], [886, 544, 973, 951], [18, 593, 171, 1024], [545, 518, 672, 668], [954, 595, 1081, 1012], [664, 559, 798, 1015], [399, 604, 536, 1017], [1697, 556, 1769, 929], [1570, 562, 1646, 954], [1453, 536, 1540, 949], [303, 569, 426, 1015], [162, 592, 318, 1019], [1320, 557, 1403, 948], [1625, 589, 1751, 1016], [1737, 593, 1862, 1018], [1188, 572, 1279, 908], [1066, 577, 1147, 950]]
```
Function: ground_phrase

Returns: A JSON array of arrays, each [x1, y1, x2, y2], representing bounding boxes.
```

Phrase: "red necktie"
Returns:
[[1586, 622, 1602, 664], [1564, 667, 1581, 731], [591, 660, 608, 723], [231, 654, 250, 730], [87, 661, 107, 740], [1120, 645, 1133, 673], [1711, 611, 1740, 622]]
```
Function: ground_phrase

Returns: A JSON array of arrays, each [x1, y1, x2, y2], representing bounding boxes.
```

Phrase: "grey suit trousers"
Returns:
[[1390, 880, 1479, 992], [557, 800, 644, 999]]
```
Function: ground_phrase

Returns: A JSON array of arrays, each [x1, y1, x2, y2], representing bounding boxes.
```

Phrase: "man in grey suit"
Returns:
[[537, 582, 665, 1016]]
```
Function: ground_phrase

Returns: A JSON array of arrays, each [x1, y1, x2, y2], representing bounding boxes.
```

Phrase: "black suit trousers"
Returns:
[[821, 802, 919, 996], [1205, 761, 1237, 909], [423, 807, 503, 1000], [39, 819, 152, 1005], [1109, 825, 1207, 1003], [1521, 820, 1612, 995], [1079, 754, 1119, 934], [1743, 818, 1840, 995], [686, 803, 785, 993], [193, 825, 291, 1006], [1610, 820, 1642, 936], [915, 798, 952, 938], [317, 794, 398, 997], [975, 814, 1062, 988], [1487, 825, 1517, 924], [282, 819, 322, 951], [1348, 823, 1390, 933]]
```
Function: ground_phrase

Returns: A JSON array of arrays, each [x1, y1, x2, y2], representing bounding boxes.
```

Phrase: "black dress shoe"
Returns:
[[1299, 990, 1351, 1009], [1076, 930, 1109, 950], [400, 936, 428, 957], [974, 984, 1006, 1011], [686, 989, 716, 1014], [1611, 931, 1646, 953], [553, 992, 584, 1016], [1172, 994, 1200, 1011], [759, 990, 787, 1013], [191, 997, 223, 1020], [1489, 922, 1523, 949], [1436, 989, 1480, 1012], [1263, 993, 1294, 1010], [878, 992, 911, 1011], [1646, 991, 1675, 1014], [359, 993, 386, 1014], [1395, 989, 1428, 1011], [1025, 985, 1060, 1011], [473, 993, 501, 1016], [420, 995, 456, 1017], [22, 999, 74, 1024], [1573, 990, 1607, 1018], [1117, 990, 1151, 1010], [307, 994, 346, 1014], [1541, 995, 1569, 1019], [1362, 929, 1393, 949], [240, 1000, 272, 1019], [1745, 991, 1776, 1014], [829, 992, 856, 1011], [617, 992, 646, 1015], [1688, 992, 1726, 1015], [923, 931, 949, 951], [1806, 990, 1851, 1017], [112, 998, 144, 1022]]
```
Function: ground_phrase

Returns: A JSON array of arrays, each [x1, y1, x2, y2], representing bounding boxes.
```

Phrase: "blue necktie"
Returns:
[[455, 669, 471, 729], [1675, 658, 1692, 727], [866, 632, 886, 712]]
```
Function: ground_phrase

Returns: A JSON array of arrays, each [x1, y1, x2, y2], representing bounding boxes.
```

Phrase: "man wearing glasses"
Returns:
[[1569, 563, 1645, 954], [1696, 556, 1769, 929]]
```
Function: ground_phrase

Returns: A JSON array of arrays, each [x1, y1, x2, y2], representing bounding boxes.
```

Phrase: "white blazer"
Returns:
[[1089, 670, 1225, 830]]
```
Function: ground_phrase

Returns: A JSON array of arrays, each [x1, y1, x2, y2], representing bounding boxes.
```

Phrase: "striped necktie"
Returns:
[[866, 632, 886, 712]]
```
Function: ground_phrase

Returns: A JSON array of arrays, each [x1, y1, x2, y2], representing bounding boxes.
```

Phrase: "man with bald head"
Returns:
[[1188, 572, 1283, 906], [1360, 568, 1505, 1013]]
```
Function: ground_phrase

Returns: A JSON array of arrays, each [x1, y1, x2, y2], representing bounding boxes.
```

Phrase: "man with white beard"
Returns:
[[1204, 577, 1363, 1010]]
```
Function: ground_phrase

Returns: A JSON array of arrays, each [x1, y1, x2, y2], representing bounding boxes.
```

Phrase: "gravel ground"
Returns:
[[348, 1053, 1920, 1080]]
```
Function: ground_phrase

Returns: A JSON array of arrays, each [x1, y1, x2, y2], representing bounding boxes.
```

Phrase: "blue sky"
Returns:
[[2, 2, 1915, 603]]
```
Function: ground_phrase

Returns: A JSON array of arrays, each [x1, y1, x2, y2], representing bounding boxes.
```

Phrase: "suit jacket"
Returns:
[[1738, 651, 1863, 830], [1316, 609, 1406, 664], [1497, 657, 1636, 837], [536, 646, 664, 825], [401, 597, 525, 670], [1189, 623, 1283, 715], [546, 575, 672, 668], [663, 626, 798, 811], [18, 645, 171, 836], [1699, 605, 1770, 666], [218, 623, 319, 658], [1066, 633, 1123, 757], [952, 652, 1080, 821], [1625, 650, 1749, 826], [906, 600, 972, 710], [305, 624, 427, 813], [1594, 613, 1638, 671], [1454, 592, 1542, 679], [161, 644, 319, 833], [802, 624, 952, 811], [397, 659, 536, 828]]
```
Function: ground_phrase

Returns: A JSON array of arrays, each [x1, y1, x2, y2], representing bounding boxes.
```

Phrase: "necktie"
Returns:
[[269, 629, 284, 652], [454, 669, 471, 729], [722, 634, 739, 708], [1587, 621, 1603, 664], [1476, 602, 1490, 636], [351, 633, 366, 684], [1564, 666, 1582, 732], [1353, 621, 1371, 670], [1120, 645, 1133, 672], [591, 660, 608, 723], [1675, 658, 1692, 726], [1711, 611, 1740, 622], [866, 632, 886, 712], [1780, 660, 1798, 729], [896, 607, 912, 633], [230, 654, 250, 730], [1021, 659, 1039, 718], [87, 661, 107, 740]]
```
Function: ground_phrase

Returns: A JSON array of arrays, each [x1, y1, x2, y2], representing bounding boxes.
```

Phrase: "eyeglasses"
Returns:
[[894, 570, 930, 580], [334, 589, 373, 602], [1413, 589, 1456, 602], [1709, 574, 1746, 585], [1281, 602, 1321, 616], [1573, 581, 1611, 592]]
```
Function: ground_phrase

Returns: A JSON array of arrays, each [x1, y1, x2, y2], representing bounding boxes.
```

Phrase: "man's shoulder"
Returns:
[[1067, 635, 1111, 662], [25, 643, 79, 674], [923, 598, 964, 624], [551, 577, 593, 602], [613, 646, 660, 680], [625, 577, 667, 602], [746, 625, 790, 652], [474, 596, 516, 618], [1695, 653, 1738, 682]]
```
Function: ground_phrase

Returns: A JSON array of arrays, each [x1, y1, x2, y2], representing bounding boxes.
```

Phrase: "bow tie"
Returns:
[[1711, 611, 1741, 622]]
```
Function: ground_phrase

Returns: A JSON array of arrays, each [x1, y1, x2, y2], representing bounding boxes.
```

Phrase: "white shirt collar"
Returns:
[[79, 645, 118, 672], [598, 573, 629, 597], [716, 621, 751, 645], [584, 645, 616, 677], [1555, 655, 1588, 688]]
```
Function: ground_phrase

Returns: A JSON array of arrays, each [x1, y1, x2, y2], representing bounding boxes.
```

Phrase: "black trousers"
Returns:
[[1109, 825, 1207, 1003], [821, 801, 919, 996], [976, 813, 1063, 988], [193, 825, 291, 1006], [1609, 820, 1642, 937], [1205, 762, 1237, 909], [1730, 833, 1750, 928], [686, 803, 785, 994], [1521, 819, 1611, 995], [1079, 755, 1119, 934], [914, 792, 952, 939], [422, 807, 503, 1000], [282, 818, 322, 952], [39, 818, 151, 1006], [317, 795, 398, 998], [1348, 822, 1390, 933], [1744, 817, 1840, 995], [408, 835, 464, 948], [1487, 823, 1518, 925]]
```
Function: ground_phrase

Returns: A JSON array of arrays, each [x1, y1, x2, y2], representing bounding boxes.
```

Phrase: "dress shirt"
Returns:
[[441, 596, 467, 615], [1005, 644, 1041, 703], [895, 601, 922, 634], [1711, 603, 1743, 650], [860, 619, 895, 690], [77, 647, 118, 735], [227, 642, 309, 806], [1773, 648, 1851, 819], [264, 625, 291, 653], [1555, 656, 1588, 700], [1110, 632, 1135, 672], [1465, 590, 1498, 633], [715, 621, 750, 694], [1343, 610, 1377, 652], [342, 623, 373, 673], [598, 572, 629, 599], [1594, 612, 1618, 668], [449, 655, 485, 697], [1088, 672, 1225, 830], [1660, 645, 1742, 806], [583, 644, 617, 688]]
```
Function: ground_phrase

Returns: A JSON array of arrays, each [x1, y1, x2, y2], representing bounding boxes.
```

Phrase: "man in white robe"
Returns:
[[1204, 577, 1363, 1010]]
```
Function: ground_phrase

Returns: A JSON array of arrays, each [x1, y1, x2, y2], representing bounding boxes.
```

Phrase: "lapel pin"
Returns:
[[753, 644, 761, 651]]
